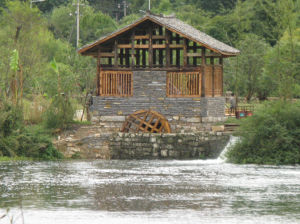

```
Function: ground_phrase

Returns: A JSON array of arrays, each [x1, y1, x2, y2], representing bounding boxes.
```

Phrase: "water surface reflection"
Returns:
[[1, 160, 300, 223]]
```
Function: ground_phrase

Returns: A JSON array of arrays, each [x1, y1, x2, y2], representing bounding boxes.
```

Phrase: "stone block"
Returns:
[[160, 149, 168, 157], [169, 150, 179, 157], [212, 125, 225, 132], [173, 116, 180, 121], [186, 117, 201, 123], [99, 116, 125, 122], [150, 137, 156, 143]]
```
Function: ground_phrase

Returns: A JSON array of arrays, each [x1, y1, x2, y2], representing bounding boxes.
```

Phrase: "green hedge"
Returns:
[[227, 101, 300, 165]]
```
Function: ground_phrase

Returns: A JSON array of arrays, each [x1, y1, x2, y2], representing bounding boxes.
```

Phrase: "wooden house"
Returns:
[[78, 12, 239, 133]]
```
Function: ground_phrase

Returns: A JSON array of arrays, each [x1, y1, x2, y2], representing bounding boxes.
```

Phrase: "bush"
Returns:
[[0, 101, 63, 160], [227, 101, 300, 165], [44, 94, 74, 130]]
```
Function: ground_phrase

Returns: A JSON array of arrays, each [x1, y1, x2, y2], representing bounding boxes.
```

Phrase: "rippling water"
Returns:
[[1, 157, 300, 223]]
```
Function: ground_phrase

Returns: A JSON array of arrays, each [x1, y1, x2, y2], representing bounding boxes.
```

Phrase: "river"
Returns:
[[1, 142, 300, 223]]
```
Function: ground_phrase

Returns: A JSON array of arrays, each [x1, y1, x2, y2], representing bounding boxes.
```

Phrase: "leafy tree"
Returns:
[[50, 4, 117, 46], [224, 34, 271, 101]]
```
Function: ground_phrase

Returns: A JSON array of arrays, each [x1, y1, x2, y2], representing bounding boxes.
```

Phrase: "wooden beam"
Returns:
[[99, 52, 114, 57], [193, 42, 197, 66], [176, 34, 180, 67], [170, 44, 185, 48], [153, 44, 166, 49], [166, 29, 171, 67], [148, 26, 153, 68], [136, 40, 140, 66], [201, 47, 206, 97], [134, 44, 149, 49], [158, 26, 163, 67], [125, 48, 130, 67], [142, 39, 146, 67], [183, 38, 188, 67], [117, 44, 131, 48], [211, 57, 215, 97], [97, 48, 101, 96], [114, 40, 118, 67], [187, 52, 202, 57], [220, 56, 223, 96], [120, 49, 124, 66], [134, 35, 149, 39], [131, 30, 135, 68], [153, 35, 166, 40]]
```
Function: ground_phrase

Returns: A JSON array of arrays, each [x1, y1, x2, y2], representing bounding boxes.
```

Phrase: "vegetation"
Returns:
[[0, 100, 63, 160], [0, 0, 299, 161], [227, 101, 300, 165]]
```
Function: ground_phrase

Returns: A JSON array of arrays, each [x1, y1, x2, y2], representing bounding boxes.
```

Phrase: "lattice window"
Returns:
[[99, 71, 133, 96], [167, 71, 201, 97]]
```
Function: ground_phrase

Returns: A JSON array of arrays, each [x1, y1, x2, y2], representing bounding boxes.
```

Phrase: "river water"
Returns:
[[1, 142, 300, 223]]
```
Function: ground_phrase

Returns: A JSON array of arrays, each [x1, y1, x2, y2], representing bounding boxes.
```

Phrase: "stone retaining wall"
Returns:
[[110, 132, 229, 159], [56, 128, 230, 160]]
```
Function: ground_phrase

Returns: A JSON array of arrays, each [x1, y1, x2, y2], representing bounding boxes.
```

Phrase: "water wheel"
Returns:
[[121, 110, 171, 133]]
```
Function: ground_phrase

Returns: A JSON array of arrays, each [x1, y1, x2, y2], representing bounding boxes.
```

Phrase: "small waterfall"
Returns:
[[217, 135, 240, 161]]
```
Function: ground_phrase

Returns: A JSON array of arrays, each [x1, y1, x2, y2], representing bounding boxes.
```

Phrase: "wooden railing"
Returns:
[[99, 71, 133, 96], [166, 71, 201, 97]]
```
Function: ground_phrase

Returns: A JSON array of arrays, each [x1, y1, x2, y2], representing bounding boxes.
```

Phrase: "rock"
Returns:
[[212, 125, 225, 132], [160, 149, 168, 157], [99, 116, 125, 122]]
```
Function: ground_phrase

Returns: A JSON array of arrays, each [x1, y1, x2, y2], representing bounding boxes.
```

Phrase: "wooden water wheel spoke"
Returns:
[[121, 110, 171, 133]]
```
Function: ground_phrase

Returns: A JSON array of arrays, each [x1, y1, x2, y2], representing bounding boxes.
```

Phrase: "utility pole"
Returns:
[[123, 0, 127, 17], [76, 0, 80, 48], [149, 0, 151, 10]]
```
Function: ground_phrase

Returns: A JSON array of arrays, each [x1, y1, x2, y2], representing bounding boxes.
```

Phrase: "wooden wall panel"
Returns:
[[214, 65, 223, 96], [167, 71, 201, 97], [204, 66, 213, 97], [99, 71, 133, 97]]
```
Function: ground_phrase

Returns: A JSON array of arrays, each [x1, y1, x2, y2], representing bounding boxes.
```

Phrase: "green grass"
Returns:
[[0, 156, 33, 162]]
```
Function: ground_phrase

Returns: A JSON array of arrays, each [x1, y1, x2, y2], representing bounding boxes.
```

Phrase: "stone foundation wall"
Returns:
[[91, 70, 226, 132], [56, 128, 230, 160]]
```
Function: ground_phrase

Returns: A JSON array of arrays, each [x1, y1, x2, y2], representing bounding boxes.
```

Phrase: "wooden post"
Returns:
[[136, 40, 140, 67], [211, 57, 215, 97], [142, 39, 146, 67], [183, 38, 188, 67], [120, 48, 124, 66], [131, 30, 135, 68], [159, 26, 163, 67], [201, 47, 206, 97], [193, 42, 197, 66], [97, 48, 101, 96], [219, 56, 223, 96], [176, 34, 180, 67], [148, 26, 153, 68], [166, 29, 170, 67], [125, 48, 130, 67], [114, 39, 118, 67]]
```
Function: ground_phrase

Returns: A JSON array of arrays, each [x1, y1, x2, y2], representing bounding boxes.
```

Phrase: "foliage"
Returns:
[[227, 101, 300, 165], [44, 94, 75, 130], [0, 101, 63, 160], [224, 34, 271, 100]]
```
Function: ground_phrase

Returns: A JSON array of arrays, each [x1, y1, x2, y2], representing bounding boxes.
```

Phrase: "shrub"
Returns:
[[0, 101, 63, 160], [44, 94, 74, 130], [227, 101, 300, 165]]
